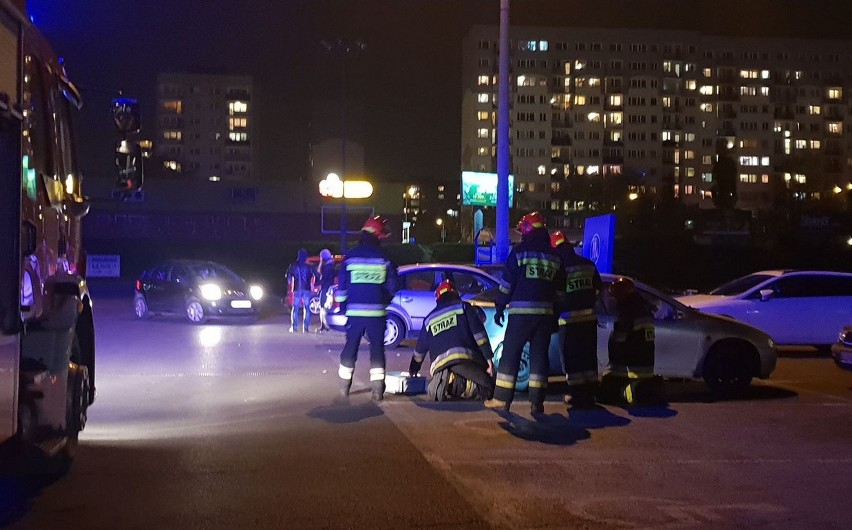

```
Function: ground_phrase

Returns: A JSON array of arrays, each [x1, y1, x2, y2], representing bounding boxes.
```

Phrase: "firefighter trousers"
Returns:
[[339, 316, 387, 393], [429, 361, 494, 401], [560, 320, 599, 405], [493, 314, 552, 407]]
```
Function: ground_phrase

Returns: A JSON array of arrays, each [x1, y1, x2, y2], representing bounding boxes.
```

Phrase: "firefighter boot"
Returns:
[[339, 378, 352, 398], [371, 380, 385, 402], [484, 398, 510, 412]]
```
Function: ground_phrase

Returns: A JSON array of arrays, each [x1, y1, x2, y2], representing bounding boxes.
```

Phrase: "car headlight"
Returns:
[[199, 283, 222, 301], [249, 285, 263, 301], [768, 337, 776, 349]]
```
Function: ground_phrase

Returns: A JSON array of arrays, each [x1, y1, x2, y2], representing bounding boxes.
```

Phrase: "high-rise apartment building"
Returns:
[[155, 73, 253, 182], [462, 25, 852, 225]]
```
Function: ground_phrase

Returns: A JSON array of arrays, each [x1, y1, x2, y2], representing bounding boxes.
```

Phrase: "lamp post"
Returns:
[[322, 38, 365, 253], [436, 218, 446, 243], [495, 0, 511, 263]]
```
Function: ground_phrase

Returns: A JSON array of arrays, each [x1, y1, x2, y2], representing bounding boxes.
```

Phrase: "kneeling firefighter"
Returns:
[[599, 277, 662, 405], [409, 280, 495, 401]]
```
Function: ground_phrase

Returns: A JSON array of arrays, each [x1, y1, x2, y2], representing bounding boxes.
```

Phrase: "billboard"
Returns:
[[582, 214, 616, 274], [461, 171, 514, 207]]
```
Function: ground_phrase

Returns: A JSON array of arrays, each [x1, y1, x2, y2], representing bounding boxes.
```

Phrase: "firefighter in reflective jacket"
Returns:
[[335, 216, 399, 401], [485, 212, 563, 414], [551, 230, 603, 409], [599, 277, 662, 406], [409, 280, 495, 401]]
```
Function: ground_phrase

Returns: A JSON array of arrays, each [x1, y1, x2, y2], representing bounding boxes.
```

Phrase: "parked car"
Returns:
[[134, 260, 264, 323], [327, 263, 501, 348], [469, 274, 777, 393], [676, 270, 852, 348], [831, 326, 852, 371]]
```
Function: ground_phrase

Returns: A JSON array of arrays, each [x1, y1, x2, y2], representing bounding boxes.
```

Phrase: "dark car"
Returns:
[[134, 260, 264, 323]]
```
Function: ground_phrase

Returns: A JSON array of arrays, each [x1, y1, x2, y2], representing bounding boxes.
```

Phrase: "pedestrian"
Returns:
[[551, 229, 603, 410], [316, 248, 336, 333], [484, 212, 563, 414], [286, 248, 317, 333], [335, 216, 399, 401], [408, 280, 495, 401], [599, 277, 662, 406]]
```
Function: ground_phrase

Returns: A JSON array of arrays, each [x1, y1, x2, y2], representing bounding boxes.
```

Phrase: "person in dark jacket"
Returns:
[[409, 280, 495, 401], [484, 212, 564, 414], [316, 248, 336, 333], [335, 216, 399, 401], [551, 230, 603, 410], [287, 248, 317, 333], [598, 277, 662, 406]]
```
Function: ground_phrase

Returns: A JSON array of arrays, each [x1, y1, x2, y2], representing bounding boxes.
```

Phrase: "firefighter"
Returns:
[[599, 277, 662, 406], [335, 216, 399, 401], [408, 280, 495, 401], [484, 212, 563, 414], [286, 248, 317, 333], [552, 230, 603, 410]]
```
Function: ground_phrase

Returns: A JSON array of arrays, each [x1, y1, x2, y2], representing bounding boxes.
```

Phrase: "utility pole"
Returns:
[[495, 0, 511, 263]]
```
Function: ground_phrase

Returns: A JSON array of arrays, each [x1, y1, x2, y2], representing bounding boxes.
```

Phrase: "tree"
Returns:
[[711, 153, 737, 210]]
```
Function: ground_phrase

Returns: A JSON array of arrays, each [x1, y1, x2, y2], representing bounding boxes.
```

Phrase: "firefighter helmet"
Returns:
[[361, 215, 390, 239], [434, 279, 457, 301], [516, 211, 546, 235], [550, 230, 567, 248], [608, 277, 636, 301]]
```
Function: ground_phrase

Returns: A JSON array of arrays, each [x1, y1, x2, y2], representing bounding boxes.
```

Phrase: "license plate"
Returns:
[[231, 300, 252, 309]]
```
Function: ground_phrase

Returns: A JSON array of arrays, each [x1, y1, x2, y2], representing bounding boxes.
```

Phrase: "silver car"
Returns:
[[471, 274, 777, 393], [327, 263, 500, 348]]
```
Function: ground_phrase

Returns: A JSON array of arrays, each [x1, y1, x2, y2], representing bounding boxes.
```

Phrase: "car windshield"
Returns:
[[190, 264, 241, 282], [709, 274, 775, 296]]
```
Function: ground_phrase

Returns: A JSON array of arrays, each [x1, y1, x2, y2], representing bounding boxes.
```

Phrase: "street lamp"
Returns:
[[436, 218, 446, 243], [321, 38, 366, 253]]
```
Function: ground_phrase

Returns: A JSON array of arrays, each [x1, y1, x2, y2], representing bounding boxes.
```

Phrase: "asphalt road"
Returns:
[[2, 291, 852, 529]]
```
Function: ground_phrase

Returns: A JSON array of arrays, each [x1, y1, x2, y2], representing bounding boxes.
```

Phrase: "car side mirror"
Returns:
[[759, 289, 775, 301]]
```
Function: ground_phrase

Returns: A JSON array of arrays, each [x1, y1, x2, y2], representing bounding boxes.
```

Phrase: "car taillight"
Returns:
[[135, 280, 142, 291]]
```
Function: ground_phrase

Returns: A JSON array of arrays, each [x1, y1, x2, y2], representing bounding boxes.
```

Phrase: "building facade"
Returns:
[[155, 73, 253, 182], [462, 25, 852, 226]]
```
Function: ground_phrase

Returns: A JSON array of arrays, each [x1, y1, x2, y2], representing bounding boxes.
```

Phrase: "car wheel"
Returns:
[[491, 342, 531, 391], [309, 296, 322, 315], [185, 299, 206, 323], [134, 295, 151, 319], [383, 314, 406, 349], [702, 341, 756, 393]]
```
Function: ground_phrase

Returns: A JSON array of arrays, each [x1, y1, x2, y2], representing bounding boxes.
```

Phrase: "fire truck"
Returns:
[[1, 0, 95, 470]]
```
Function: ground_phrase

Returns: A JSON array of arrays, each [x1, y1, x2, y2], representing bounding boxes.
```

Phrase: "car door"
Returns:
[[167, 265, 193, 313], [143, 266, 171, 312], [442, 270, 495, 301], [393, 270, 438, 333], [737, 275, 822, 345]]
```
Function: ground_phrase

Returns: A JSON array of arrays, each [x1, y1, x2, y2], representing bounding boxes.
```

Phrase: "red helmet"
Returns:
[[608, 277, 636, 302], [550, 230, 567, 248], [361, 215, 390, 239], [434, 279, 456, 301], [516, 211, 546, 235]]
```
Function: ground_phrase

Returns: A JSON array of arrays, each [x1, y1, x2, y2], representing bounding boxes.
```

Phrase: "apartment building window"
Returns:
[[828, 87, 843, 100], [587, 112, 601, 123], [478, 93, 490, 104], [477, 128, 490, 139], [740, 69, 759, 79], [477, 75, 490, 86], [827, 122, 842, 134], [163, 131, 182, 141], [478, 40, 490, 49], [162, 100, 182, 113], [589, 77, 601, 87], [228, 101, 248, 114], [702, 155, 713, 165], [686, 80, 697, 90], [477, 147, 489, 156], [228, 132, 249, 143], [699, 85, 714, 96], [228, 117, 248, 130], [606, 112, 623, 125], [477, 111, 489, 121], [164, 160, 181, 171]]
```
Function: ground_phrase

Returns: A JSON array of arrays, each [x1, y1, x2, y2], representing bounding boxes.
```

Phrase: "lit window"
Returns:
[[477, 128, 490, 139], [164, 160, 181, 171], [575, 95, 587, 105], [761, 156, 770, 166], [228, 117, 248, 130], [699, 85, 714, 96], [477, 147, 489, 156], [587, 165, 600, 175], [587, 112, 601, 123], [539, 41, 549, 51], [162, 100, 182, 113], [477, 75, 490, 86], [809, 105, 821, 115], [686, 80, 697, 90], [700, 103, 713, 112], [607, 112, 623, 125], [589, 77, 600, 87], [761, 70, 770, 79], [229, 132, 249, 142], [437, 185, 445, 192], [229, 101, 248, 114], [703, 68, 712, 78], [477, 111, 489, 120], [761, 174, 769, 183], [828, 87, 842, 100], [810, 140, 821, 149], [760, 87, 770, 96], [478, 93, 490, 103], [163, 130, 182, 141], [827, 122, 842, 134], [608, 94, 622, 106]]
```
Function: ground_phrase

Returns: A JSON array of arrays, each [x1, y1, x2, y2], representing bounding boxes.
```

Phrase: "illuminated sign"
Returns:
[[461, 171, 514, 207], [319, 173, 373, 199]]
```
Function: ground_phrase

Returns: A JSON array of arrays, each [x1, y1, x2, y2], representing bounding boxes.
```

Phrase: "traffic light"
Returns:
[[115, 140, 143, 191]]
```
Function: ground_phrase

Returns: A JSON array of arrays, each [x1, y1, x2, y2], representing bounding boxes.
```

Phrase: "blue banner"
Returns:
[[582, 214, 615, 274]]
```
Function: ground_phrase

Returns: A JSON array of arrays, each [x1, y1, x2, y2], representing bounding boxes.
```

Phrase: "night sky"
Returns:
[[26, 0, 852, 184]]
